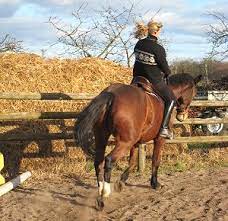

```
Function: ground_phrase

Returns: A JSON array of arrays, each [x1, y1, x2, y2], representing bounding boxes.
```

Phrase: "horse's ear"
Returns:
[[194, 74, 203, 84]]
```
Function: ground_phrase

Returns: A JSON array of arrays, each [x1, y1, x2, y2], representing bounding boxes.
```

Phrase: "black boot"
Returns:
[[159, 100, 175, 139]]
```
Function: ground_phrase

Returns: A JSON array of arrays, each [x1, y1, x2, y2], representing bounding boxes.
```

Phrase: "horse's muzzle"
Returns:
[[176, 112, 188, 122]]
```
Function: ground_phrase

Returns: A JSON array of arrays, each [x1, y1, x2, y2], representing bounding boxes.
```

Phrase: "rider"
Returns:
[[133, 20, 176, 139]]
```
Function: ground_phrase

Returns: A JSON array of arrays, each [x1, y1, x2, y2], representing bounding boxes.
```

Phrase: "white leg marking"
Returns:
[[103, 182, 111, 198], [98, 181, 103, 196]]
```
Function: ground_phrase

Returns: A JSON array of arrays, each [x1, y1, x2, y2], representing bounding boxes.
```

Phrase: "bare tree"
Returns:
[[207, 12, 228, 60], [93, 5, 137, 65], [48, 3, 139, 66], [0, 34, 23, 53]]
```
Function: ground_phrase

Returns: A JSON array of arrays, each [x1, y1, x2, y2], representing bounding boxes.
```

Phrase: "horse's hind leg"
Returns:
[[151, 137, 165, 189], [114, 145, 138, 192], [94, 125, 110, 196]]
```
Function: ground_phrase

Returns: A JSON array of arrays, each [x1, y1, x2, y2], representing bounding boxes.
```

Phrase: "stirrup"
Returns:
[[159, 128, 174, 139]]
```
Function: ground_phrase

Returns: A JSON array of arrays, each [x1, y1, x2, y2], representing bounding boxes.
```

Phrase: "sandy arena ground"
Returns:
[[0, 168, 227, 221]]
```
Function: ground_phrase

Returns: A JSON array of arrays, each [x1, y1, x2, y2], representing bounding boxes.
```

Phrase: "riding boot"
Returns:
[[159, 100, 175, 139]]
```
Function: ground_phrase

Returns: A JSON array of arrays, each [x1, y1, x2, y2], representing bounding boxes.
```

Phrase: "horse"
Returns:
[[74, 73, 202, 210]]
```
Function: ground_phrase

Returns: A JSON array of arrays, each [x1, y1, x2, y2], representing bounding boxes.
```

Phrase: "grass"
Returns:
[[85, 160, 95, 173]]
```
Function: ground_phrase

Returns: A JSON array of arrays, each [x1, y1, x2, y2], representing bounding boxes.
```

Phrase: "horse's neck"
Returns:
[[169, 85, 182, 99], [169, 85, 188, 99]]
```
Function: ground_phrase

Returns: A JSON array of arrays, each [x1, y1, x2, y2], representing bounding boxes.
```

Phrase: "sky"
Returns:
[[0, 0, 227, 63]]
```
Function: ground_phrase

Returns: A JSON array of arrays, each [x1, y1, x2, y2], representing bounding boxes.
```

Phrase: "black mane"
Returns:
[[169, 73, 195, 86]]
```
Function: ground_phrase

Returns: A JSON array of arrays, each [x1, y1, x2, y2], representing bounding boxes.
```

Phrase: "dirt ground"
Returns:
[[0, 167, 227, 221]]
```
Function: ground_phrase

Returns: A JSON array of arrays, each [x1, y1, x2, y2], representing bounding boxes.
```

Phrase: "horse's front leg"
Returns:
[[121, 145, 138, 183], [114, 145, 138, 192], [151, 137, 165, 189]]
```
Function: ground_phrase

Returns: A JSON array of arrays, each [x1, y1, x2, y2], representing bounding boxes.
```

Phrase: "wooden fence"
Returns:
[[0, 92, 227, 172]]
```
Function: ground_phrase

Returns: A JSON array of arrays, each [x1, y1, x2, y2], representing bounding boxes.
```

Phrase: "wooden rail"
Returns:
[[0, 111, 227, 124], [191, 100, 228, 107], [0, 132, 74, 141], [0, 112, 79, 120], [0, 92, 94, 100], [0, 132, 227, 144], [0, 92, 227, 106], [174, 118, 228, 124], [0, 92, 96, 100]]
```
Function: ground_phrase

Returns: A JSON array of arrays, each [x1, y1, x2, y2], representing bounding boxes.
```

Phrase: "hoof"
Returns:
[[95, 196, 104, 211], [151, 181, 161, 190], [114, 180, 125, 192]]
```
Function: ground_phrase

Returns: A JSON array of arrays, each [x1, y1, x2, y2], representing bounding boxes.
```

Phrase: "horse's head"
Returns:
[[169, 73, 202, 122]]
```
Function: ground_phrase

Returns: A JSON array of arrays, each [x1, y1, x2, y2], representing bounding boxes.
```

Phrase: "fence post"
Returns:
[[138, 144, 146, 173], [0, 152, 5, 185]]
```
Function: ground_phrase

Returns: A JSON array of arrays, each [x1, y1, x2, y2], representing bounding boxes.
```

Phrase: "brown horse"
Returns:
[[74, 73, 202, 210]]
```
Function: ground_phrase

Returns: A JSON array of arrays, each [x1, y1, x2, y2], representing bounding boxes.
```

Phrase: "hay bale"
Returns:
[[0, 53, 132, 93]]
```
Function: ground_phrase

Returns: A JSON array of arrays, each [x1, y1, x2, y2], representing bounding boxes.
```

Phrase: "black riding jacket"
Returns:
[[133, 35, 171, 84]]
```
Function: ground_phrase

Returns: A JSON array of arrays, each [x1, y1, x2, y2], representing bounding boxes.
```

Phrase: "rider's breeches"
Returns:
[[153, 81, 176, 105]]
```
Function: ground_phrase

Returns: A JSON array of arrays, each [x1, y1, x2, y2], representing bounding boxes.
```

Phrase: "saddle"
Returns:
[[131, 76, 158, 96]]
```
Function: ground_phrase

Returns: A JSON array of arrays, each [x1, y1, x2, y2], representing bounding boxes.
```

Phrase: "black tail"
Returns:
[[74, 92, 114, 158], [194, 74, 203, 84]]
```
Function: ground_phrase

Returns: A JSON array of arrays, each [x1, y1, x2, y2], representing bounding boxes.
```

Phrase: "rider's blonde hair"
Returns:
[[134, 20, 163, 39]]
